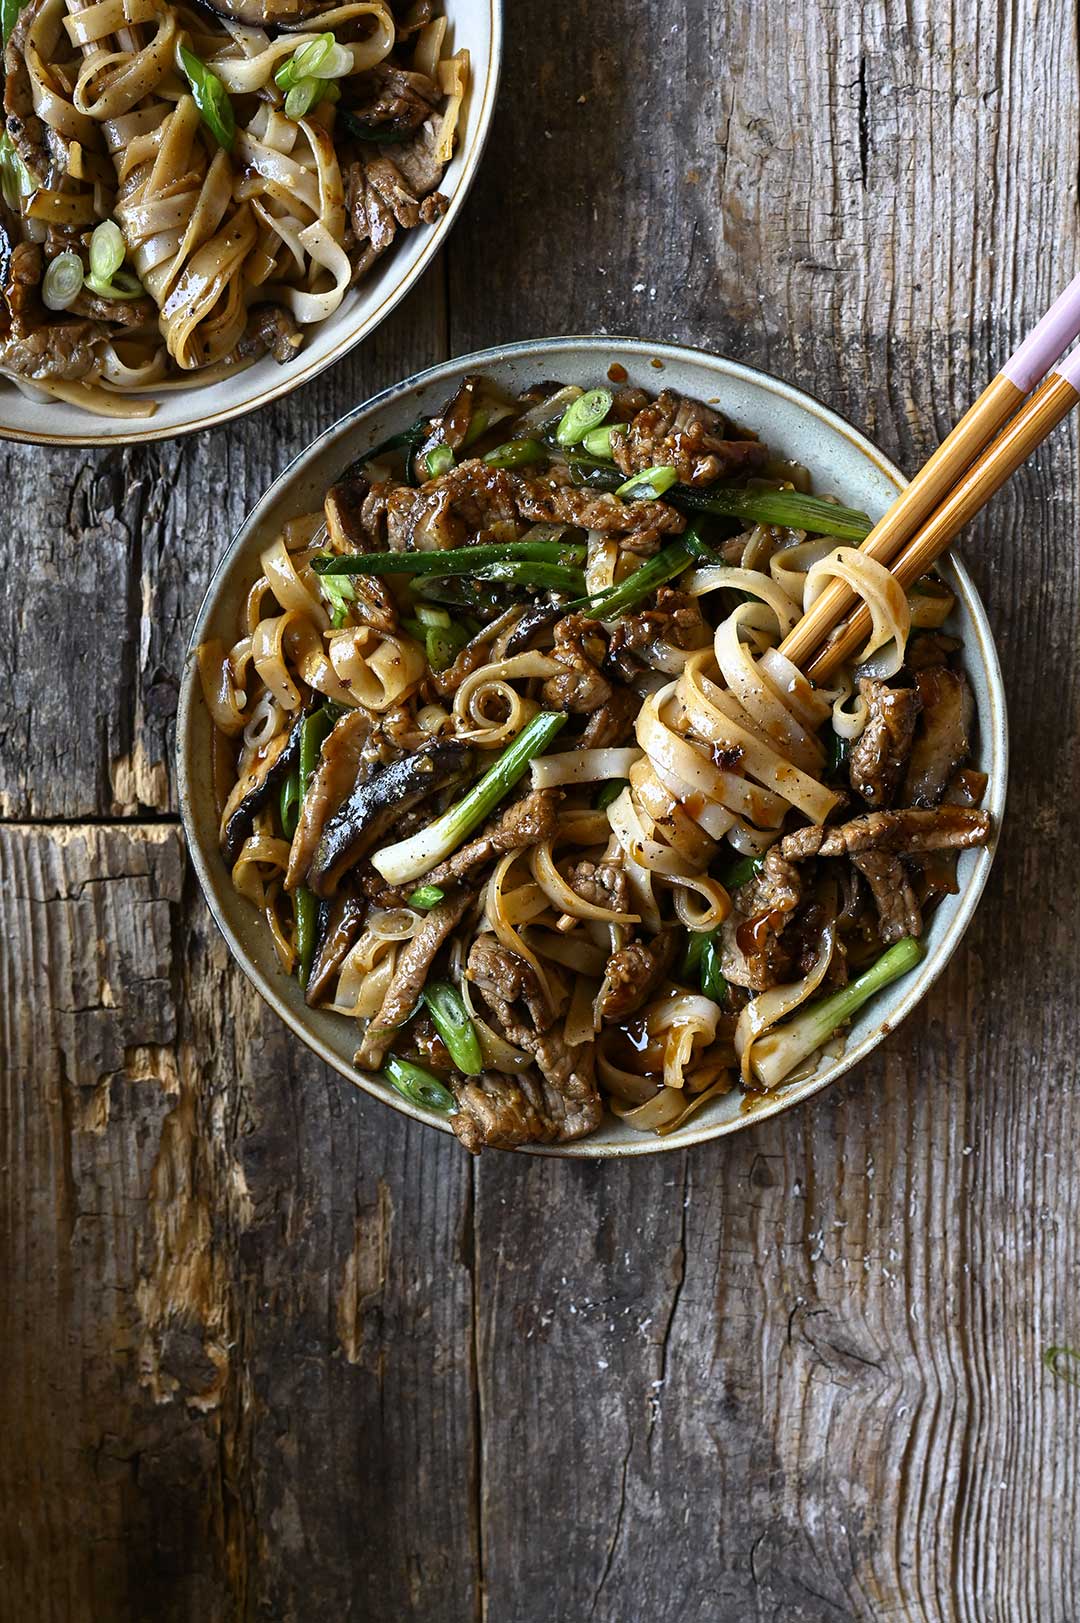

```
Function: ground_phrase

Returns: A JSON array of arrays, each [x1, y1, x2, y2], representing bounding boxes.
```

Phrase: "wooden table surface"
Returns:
[[3, 3, 1080, 1618]]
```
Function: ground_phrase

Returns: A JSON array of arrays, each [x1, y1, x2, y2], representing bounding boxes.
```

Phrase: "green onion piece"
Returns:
[[319, 572, 355, 627], [473, 561, 586, 594], [416, 603, 451, 628], [83, 270, 145, 301], [371, 710, 568, 885], [595, 777, 628, 810], [0, 133, 32, 209], [1043, 1346, 1080, 1387], [556, 387, 613, 447], [280, 770, 301, 839], [284, 77, 321, 120], [750, 938, 925, 1090], [313, 538, 587, 577], [407, 885, 445, 910], [423, 980, 484, 1075], [294, 887, 319, 989], [483, 437, 546, 469], [400, 616, 426, 640], [580, 521, 705, 619], [274, 31, 333, 90], [88, 219, 124, 282], [1, 0, 30, 44], [308, 39, 351, 78], [425, 443, 455, 479], [717, 852, 763, 891], [300, 707, 334, 789], [178, 45, 236, 149], [41, 250, 84, 312], [617, 464, 679, 500], [679, 928, 709, 980], [581, 423, 617, 459], [674, 484, 873, 541], [828, 730, 850, 777], [462, 407, 491, 447], [382, 1054, 456, 1113], [700, 935, 729, 1005], [426, 622, 470, 671]]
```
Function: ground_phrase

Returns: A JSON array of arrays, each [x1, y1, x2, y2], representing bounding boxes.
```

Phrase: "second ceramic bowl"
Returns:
[[177, 336, 1008, 1156]]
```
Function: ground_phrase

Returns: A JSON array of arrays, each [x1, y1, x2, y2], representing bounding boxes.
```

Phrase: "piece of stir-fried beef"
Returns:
[[462, 937, 602, 1149], [344, 63, 442, 136], [452, 1070, 601, 1153], [541, 614, 612, 712], [579, 685, 639, 748], [903, 666, 974, 807], [725, 846, 803, 991], [355, 890, 473, 1070], [511, 468, 685, 551], [781, 806, 990, 860], [425, 457, 520, 532], [568, 860, 629, 914], [606, 588, 710, 679], [610, 389, 769, 489], [596, 926, 679, 1021], [851, 852, 923, 945], [906, 632, 962, 672], [419, 789, 560, 890], [394, 1011, 451, 1072], [389, 120, 447, 203], [235, 302, 303, 365], [384, 480, 463, 550], [4, 4, 63, 179], [848, 678, 921, 808], [4, 240, 40, 326], [345, 148, 443, 281]]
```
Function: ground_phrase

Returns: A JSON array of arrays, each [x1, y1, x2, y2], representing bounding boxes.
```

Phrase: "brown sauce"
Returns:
[[607, 362, 628, 384], [736, 908, 785, 956], [711, 742, 743, 772]]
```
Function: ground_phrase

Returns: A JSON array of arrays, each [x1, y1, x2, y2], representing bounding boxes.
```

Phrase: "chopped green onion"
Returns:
[[382, 1054, 456, 1113], [319, 572, 355, 628], [41, 251, 84, 312], [280, 770, 301, 839], [473, 561, 586, 594], [483, 437, 546, 469], [313, 538, 587, 577], [828, 730, 850, 777], [700, 935, 729, 1005], [581, 423, 617, 459], [749, 938, 925, 1090], [2, 0, 30, 45], [717, 852, 763, 891], [462, 408, 491, 446], [424, 443, 455, 478], [308, 40, 351, 77], [285, 77, 322, 120], [407, 885, 445, 910], [178, 44, 235, 149], [595, 778, 628, 810], [89, 220, 124, 282], [371, 710, 568, 885], [426, 621, 470, 671], [0, 133, 32, 209], [83, 269, 145, 302], [617, 464, 679, 500], [579, 522, 705, 619], [674, 484, 873, 541], [679, 929, 709, 980], [423, 981, 484, 1075], [274, 31, 333, 90], [556, 387, 613, 446], [416, 604, 451, 628]]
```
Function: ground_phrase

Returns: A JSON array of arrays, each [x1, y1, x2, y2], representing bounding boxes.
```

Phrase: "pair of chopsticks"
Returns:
[[778, 273, 1080, 680]]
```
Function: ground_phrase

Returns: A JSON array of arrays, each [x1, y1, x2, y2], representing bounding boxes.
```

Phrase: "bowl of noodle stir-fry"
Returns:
[[0, 0, 496, 442], [178, 337, 1007, 1156]]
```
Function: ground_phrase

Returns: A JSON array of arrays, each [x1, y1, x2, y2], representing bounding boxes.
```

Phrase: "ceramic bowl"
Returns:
[[177, 336, 1008, 1156], [2, 1, 500, 447]]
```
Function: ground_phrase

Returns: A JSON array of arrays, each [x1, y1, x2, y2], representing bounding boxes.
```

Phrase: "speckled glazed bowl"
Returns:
[[177, 336, 1008, 1156], [1, 1, 500, 447]]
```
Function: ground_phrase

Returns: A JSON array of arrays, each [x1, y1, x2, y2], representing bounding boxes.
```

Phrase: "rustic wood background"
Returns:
[[3, 1, 1079, 1618]]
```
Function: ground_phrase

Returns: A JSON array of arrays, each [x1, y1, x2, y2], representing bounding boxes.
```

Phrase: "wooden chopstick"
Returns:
[[778, 270, 1080, 673], [805, 360, 1080, 681]]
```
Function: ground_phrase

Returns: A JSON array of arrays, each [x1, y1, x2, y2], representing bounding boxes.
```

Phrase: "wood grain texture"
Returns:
[[3, 0, 1080, 1618]]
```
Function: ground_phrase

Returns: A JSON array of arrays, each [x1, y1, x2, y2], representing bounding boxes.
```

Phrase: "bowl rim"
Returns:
[[0, 0, 502, 450], [177, 333, 1009, 1157]]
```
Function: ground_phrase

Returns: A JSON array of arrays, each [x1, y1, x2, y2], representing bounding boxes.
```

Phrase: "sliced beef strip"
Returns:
[[610, 389, 769, 488], [381, 118, 445, 199], [780, 806, 991, 861], [70, 285, 157, 328], [4, 239, 41, 327], [384, 480, 463, 550], [235, 302, 303, 365], [355, 889, 472, 1069], [579, 684, 639, 748], [393, 1010, 451, 1072], [726, 847, 803, 992], [419, 789, 560, 891], [452, 1069, 601, 1153], [343, 63, 441, 136], [906, 632, 961, 672], [596, 925, 679, 1021], [4, 1, 65, 180], [541, 614, 612, 712], [0, 311, 106, 381], [464, 937, 602, 1148], [851, 851, 923, 946], [422, 457, 520, 533], [511, 468, 685, 549], [568, 860, 628, 914], [902, 666, 974, 807], [848, 678, 921, 808], [606, 587, 710, 679]]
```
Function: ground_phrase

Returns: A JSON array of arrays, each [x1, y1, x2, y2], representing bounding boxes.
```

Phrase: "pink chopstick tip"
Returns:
[[1001, 269, 1080, 392]]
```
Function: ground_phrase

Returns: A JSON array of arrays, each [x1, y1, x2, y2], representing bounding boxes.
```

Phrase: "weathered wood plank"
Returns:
[[0, 824, 478, 1622]]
